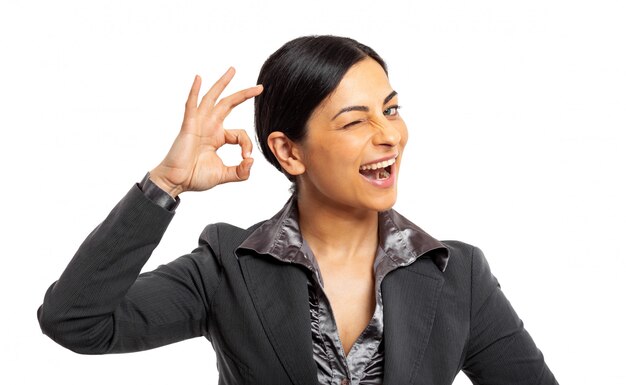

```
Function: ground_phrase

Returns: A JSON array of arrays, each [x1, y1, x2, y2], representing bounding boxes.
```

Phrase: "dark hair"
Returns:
[[254, 35, 387, 183]]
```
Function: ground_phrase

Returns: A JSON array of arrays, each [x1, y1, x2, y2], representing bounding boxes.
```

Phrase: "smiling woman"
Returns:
[[268, 57, 407, 213], [37, 35, 558, 384]]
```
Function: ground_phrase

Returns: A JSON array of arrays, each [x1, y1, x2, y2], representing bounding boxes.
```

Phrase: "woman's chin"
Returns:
[[365, 190, 398, 212]]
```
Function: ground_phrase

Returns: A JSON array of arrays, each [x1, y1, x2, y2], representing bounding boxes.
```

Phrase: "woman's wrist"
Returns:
[[148, 167, 185, 198], [140, 172, 181, 211]]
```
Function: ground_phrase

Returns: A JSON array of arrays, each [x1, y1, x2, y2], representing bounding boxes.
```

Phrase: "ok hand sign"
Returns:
[[149, 68, 263, 197]]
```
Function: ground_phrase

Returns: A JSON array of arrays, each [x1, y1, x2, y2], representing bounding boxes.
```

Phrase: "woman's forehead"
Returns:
[[316, 58, 395, 116]]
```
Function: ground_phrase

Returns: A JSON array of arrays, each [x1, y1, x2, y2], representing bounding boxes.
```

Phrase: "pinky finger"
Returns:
[[184, 75, 202, 116]]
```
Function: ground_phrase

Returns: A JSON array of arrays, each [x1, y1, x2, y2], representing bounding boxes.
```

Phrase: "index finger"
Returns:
[[212, 84, 264, 121], [224, 129, 253, 159]]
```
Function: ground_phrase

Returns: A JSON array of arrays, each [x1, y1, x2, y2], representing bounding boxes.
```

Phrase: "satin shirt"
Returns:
[[238, 196, 447, 384]]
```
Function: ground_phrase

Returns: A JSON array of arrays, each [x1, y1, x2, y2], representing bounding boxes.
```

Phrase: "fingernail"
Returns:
[[244, 151, 252, 158]]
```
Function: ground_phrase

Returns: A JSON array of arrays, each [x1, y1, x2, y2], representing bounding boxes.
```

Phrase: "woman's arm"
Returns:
[[462, 246, 558, 384], [37, 184, 214, 353], [37, 69, 262, 353]]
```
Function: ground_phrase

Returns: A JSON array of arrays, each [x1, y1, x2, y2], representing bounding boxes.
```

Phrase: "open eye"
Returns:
[[383, 105, 400, 117]]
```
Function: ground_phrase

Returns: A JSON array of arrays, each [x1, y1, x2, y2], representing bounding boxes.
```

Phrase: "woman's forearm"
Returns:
[[37, 184, 175, 353]]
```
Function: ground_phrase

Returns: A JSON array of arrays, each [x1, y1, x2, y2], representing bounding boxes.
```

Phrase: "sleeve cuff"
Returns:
[[138, 172, 180, 211]]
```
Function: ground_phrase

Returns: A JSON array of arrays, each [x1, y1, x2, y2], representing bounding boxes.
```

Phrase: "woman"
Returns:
[[38, 36, 558, 384]]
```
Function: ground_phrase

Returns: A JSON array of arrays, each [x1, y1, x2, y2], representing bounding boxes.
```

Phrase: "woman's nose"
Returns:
[[372, 119, 401, 147]]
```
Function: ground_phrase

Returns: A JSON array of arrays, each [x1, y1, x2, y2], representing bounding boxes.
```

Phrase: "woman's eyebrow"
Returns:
[[384, 90, 398, 105], [332, 90, 398, 120]]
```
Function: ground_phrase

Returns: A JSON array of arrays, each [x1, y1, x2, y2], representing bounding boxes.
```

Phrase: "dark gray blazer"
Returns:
[[38, 186, 557, 385]]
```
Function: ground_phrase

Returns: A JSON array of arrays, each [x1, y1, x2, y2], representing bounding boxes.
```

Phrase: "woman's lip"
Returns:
[[359, 162, 397, 188], [360, 154, 398, 168]]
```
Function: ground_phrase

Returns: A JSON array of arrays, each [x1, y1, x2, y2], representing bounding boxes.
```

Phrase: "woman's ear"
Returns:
[[267, 132, 306, 176]]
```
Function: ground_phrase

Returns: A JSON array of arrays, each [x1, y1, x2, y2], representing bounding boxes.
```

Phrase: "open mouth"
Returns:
[[359, 157, 396, 181]]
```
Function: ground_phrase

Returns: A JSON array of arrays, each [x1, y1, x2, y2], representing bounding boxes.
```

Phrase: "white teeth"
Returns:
[[359, 157, 396, 171]]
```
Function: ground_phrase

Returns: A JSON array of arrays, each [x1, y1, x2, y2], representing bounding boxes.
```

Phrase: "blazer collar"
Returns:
[[237, 249, 446, 385], [238, 253, 319, 385], [381, 257, 446, 383], [236, 197, 450, 383]]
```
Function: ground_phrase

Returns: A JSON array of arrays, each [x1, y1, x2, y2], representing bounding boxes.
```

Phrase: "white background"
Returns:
[[1, 0, 624, 383]]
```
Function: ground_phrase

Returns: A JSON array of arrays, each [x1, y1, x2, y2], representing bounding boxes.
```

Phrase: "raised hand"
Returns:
[[149, 68, 263, 197]]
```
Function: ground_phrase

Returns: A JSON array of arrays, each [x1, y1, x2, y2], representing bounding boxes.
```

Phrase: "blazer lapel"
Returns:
[[239, 254, 318, 385], [382, 259, 444, 384]]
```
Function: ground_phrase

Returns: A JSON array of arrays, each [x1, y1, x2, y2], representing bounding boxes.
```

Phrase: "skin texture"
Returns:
[[269, 58, 408, 354], [152, 58, 408, 355], [149, 68, 263, 197]]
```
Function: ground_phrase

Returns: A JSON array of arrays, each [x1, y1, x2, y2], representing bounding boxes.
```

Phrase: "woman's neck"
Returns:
[[297, 193, 379, 265]]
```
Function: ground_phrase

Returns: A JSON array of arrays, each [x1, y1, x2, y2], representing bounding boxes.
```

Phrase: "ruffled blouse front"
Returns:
[[238, 197, 448, 384]]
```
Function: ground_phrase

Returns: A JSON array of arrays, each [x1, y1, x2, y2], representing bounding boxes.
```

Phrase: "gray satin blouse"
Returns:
[[238, 196, 447, 385]]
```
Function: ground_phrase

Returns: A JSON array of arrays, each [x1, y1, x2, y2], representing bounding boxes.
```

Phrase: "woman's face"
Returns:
[[296, 57, 408, 212]]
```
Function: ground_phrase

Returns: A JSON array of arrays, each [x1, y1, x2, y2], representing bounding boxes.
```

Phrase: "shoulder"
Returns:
[[440, 240, 500, 305], [433, 241, 497, 292], [441, 240, 491, 272], [197, 220, 266, 259], [165, 220, 267, 280], [441, 240, 475, 255]]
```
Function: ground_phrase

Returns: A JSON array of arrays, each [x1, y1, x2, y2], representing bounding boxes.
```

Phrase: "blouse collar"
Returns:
[[237, 196, 449, 272]]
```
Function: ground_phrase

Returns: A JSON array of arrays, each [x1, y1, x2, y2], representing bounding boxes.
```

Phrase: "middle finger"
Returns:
[[198, 67, 236, 116]]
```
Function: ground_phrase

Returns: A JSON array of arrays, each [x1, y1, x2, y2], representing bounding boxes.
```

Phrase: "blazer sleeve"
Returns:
[[461, 246, 558, 385], [37, 184, 222, 354]]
